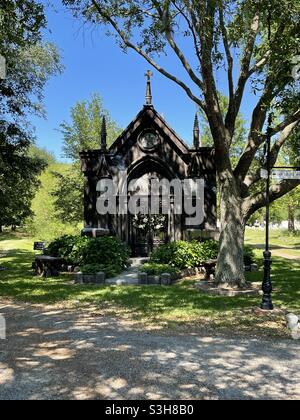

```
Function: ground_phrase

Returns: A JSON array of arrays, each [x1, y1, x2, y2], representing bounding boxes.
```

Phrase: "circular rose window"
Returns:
[[138, 130, 160, 151]]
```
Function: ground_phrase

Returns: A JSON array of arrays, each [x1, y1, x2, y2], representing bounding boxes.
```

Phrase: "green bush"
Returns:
[[46, 235, 81, 263], [243, 245, 256, 266], [151, 240, 219, 269], [79, 236, 130, 273], [151, 240, 255, 269], [46, 235, 130, 277], [198, 240, 219, 261], [80, 263, 119, 278], [140, 263, 180, 280]]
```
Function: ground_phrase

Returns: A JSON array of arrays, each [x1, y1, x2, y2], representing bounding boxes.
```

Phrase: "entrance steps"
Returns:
[[105, 257, 149, 285]]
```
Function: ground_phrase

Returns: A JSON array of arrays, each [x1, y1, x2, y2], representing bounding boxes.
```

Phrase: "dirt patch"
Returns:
[[0, 299, 299, 400]]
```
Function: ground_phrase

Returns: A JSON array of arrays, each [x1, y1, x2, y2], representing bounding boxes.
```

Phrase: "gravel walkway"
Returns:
[[0, 300, 299, 400]]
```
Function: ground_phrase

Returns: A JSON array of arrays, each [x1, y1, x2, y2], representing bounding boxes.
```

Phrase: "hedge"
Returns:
[[151, 240, 255, 269], [46, 235, 130, 277], [151, 240, 219, 269]]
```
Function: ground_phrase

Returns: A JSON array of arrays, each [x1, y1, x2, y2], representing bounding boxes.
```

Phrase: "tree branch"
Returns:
[[248, 51, 271, 76], [219, 5, 234, 103], [244, 179, 300, 219], [270, 109, 300, 136], [90, 0, 205, 110], [197, 1, 230, 168], [234, 76, 275, 181], [151, 0, 204, 90], [225, 13, 260, 137], [242, 119, 300, 192], [269, 120, 300, 164], [171, 1, 202, 67]]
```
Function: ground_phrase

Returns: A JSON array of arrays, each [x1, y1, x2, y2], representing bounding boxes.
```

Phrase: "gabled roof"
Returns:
[[109, 105, 191, 156]]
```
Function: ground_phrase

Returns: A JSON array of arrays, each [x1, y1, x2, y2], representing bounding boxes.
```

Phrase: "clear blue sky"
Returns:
[[31, 0, 257, 161]]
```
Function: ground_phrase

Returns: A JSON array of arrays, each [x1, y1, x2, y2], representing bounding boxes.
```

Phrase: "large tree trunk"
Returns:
[[215, 176, 246, 286], [288, 205, 295, 233]]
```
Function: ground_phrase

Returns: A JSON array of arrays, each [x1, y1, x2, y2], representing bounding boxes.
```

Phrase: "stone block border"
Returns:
[[138, 265, 208, 286], [195, 281, 261, 297], [138, 261, 259, 287], [138, 273, 172, 285], [74, 272, 106, 285]]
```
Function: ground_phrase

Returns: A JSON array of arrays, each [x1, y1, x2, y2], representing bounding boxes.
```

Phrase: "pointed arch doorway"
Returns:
[[127, 158, 180, 257]]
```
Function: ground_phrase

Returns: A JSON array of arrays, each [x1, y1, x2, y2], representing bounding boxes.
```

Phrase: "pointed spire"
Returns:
[[193, 113, 201, 150], [101, 115, 107, 151], [145, 70, 153, 106]]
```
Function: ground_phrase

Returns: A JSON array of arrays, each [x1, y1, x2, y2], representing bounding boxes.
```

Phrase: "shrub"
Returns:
[[152, 240, 255, 269], [151, 240, 219, 269], [79, 236, 130, 273], [198, 240, 219, 261], [140, 263, 180, 280], [46, 235, 81, 263], [244, 245, 256, 266], [46, 235, 130, 276], [80, 263, 119, 278]]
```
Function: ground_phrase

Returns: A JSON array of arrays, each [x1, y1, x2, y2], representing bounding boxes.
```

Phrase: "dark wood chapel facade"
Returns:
[[80, 73, 217, 256]]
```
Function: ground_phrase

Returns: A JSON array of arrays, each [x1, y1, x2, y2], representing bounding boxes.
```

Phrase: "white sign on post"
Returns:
[[272, 170, 300, 180]]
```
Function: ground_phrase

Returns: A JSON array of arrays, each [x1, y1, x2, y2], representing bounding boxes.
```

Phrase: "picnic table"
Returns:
[[34, 256, 64, 278]]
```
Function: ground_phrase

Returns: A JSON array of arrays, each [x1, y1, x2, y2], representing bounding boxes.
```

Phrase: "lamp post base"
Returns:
[[260, 300, 274, 311], [261, 250, 274, 311]]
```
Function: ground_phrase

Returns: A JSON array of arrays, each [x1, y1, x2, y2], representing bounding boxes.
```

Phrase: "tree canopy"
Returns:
[[63, 0, 300, 285], [0, 0, 63, 229], [0, 1, 62, 119], [0, 123, 47, 230], [63, 0, 300, 204], [52, 94, 122, 225], [61, 93, 122, 161]]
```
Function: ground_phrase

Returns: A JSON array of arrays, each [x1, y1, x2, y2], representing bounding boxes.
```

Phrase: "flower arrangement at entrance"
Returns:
[[132, 214, 167, 232]]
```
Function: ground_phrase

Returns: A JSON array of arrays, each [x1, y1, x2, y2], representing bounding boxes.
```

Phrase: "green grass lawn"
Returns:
[[0, 229, 299, 338], [246, 228, 300, 252]]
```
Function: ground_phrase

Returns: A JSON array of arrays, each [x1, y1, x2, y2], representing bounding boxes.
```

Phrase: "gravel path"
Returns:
[[0, 300, 299, 400]]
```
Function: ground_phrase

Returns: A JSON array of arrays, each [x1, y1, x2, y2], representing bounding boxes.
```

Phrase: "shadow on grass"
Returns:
[[250, 243, 300, 250], [0, 243, 299, 333], [270, 257, 300, 311], [0, 244, 259, 315], [0, 244, 258, 310], [246, 257, 300, 309]]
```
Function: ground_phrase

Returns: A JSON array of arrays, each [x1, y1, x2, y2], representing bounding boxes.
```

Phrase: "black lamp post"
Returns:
[[260, 8, 275, 311], [261, 113, 274, 311]]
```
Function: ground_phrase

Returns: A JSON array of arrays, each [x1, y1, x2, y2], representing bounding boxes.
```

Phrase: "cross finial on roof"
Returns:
[[145, 70, 153, 106]]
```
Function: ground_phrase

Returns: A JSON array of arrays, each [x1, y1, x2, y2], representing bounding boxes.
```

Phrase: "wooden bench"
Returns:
[[34, 256, 64, 278]]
